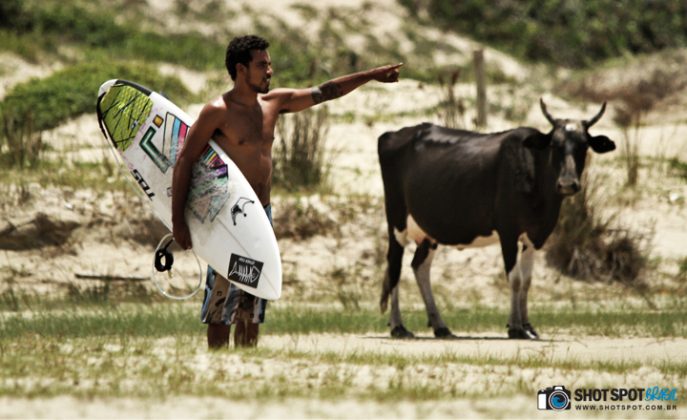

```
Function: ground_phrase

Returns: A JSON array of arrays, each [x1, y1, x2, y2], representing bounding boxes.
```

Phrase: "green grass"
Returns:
[[0, 325, 684, 401], [1, 300, 685, 402], [669, 158, 687, 181], [1, 302, 686, 339], [0, 60, 192, 134], [410, 0, 687, 68], [0, 159, 131, 191], [0, 1, 224, 70]]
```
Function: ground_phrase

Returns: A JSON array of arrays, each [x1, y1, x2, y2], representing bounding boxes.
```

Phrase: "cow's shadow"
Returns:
[[364, 335, 556, 342]]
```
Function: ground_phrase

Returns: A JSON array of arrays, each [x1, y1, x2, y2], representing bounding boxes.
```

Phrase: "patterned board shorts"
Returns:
[[200, 204, 272, 325]]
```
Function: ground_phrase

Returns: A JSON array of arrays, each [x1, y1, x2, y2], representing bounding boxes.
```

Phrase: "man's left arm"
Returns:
[[267, 63, 403, 113]]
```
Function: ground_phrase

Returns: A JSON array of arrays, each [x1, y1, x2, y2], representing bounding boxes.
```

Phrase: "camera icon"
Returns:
[[537, 386, 571, 410]]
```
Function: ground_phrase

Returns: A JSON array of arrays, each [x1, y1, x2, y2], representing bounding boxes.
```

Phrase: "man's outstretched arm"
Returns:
[[266, 63, 403, 113]]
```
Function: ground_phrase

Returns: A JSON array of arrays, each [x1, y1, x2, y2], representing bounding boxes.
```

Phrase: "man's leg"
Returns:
[[207, 324, 230, 348], [200, 267, 231, 349], [234, 319, 259, 347], [228, 287, 267, 348], [226, 204, 272, 348]]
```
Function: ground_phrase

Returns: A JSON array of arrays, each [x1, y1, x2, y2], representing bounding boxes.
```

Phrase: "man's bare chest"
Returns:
[[216, 107, 277, 147]]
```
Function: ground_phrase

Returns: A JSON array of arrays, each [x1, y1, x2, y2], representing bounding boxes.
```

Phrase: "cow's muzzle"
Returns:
[[556, 178, 580, 196]]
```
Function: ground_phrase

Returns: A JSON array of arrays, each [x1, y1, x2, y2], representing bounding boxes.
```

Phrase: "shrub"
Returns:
[[273, 106, 331, 191], [437, 69, 465, 128], [273, 198, 338, 240], [0, 61, 192, 133], [546, 172, 648, 287], [669, 158, 687, 181], [0, 1, 224, 71], [0, 110, 43, 168], [414, 0, 687, 68]]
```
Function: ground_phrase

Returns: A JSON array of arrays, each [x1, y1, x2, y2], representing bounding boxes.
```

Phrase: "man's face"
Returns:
[[245, 49, 272, 94]]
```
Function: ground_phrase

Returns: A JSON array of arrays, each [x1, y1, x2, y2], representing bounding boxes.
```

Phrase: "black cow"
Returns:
[[378, 99, 615, 339]]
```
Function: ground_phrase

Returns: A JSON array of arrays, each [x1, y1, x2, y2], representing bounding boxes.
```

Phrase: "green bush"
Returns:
[[0, 1, 225, 71], [415, 0, 687, 68], [0, 61, 192, 133], [121, 32, 224, 71]]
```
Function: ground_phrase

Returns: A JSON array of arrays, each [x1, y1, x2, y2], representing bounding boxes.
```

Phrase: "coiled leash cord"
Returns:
[[152, 233, 203, 300]]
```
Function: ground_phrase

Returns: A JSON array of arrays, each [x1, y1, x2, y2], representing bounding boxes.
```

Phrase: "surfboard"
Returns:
[[96, 79, 282, 300]]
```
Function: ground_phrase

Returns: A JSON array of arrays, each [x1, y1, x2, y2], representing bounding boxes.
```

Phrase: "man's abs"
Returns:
[[213, 137, 272, 205]]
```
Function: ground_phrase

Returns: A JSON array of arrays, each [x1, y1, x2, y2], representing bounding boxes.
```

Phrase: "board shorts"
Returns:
[[200, 204, 272, 325]]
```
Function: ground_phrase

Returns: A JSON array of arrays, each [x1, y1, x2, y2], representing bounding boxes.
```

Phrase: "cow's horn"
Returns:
[[540, 98, 556, 125], [584, 102, 607, 128]]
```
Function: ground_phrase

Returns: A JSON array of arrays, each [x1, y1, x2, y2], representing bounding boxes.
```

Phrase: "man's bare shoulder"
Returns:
[[192, 95, 228, 126], [203, 95, 230, 113]]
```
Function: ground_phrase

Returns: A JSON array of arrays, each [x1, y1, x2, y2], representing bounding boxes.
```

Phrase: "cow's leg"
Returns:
[[381, 227, 404, 313], [518, 242, 539, 339], [389, 283, 413, 338], [500, 235, 529, 339], [382, 227, 413, 338], [411, 240, 452, 338]]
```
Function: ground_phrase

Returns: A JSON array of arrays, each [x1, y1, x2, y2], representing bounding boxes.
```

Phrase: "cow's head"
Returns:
[[524, 99, 615, 196]]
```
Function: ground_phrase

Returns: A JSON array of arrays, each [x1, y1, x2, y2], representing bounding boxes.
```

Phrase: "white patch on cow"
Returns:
[[394, 215, 429, 247], [517, 233, 535, 281], [565, 122, 582, 132], [393, 227, 410, 247], [455, 231, 500, 250], [407, 215, 430, 243], [397, 218, 500, 250]]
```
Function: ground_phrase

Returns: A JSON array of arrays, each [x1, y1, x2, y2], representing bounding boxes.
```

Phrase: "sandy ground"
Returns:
[[2, 395, 684, 419], [259, 333, 687, 363], [0, 395, 649, 419], [0, 333, 685, 418]]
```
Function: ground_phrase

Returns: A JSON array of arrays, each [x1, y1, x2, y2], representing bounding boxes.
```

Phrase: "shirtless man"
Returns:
[[172, 35, 402, 349]]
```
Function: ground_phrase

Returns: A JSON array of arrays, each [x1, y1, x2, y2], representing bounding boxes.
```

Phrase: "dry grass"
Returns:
[[274, 106, 331, 191], [0, 109, 44, 169], [545, 173, 649, 288], [273, 197, 338, 240], [436, 69, 465, 129], [0, 213, 78, 251]]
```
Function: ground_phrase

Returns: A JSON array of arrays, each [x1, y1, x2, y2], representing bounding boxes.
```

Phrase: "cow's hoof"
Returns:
[[434, 327, 455, 338], [523, 323, 540, 340], [508, 327, 531, 339], [391, 325, 415, 339]]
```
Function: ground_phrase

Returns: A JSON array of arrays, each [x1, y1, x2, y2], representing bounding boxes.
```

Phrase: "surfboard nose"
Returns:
[[98, 79, 118, 98]]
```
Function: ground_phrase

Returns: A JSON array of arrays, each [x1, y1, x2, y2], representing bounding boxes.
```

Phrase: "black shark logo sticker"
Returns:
[[227, 254, 263, 288], [231, 197, 255, 225]]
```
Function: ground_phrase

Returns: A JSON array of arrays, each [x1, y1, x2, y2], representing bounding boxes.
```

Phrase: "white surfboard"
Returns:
[[96, 79, 281, 300]]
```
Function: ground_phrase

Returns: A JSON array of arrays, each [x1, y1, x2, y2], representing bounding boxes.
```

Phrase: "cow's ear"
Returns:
[[523, 132, 550, 150], [588, 135, 615, 153]]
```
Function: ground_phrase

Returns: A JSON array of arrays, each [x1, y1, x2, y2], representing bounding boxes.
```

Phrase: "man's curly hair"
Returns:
[[225, 35, 270, 81]]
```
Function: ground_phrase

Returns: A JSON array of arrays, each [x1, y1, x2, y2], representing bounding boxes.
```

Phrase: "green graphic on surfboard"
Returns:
[[98, 83, 153, 151]]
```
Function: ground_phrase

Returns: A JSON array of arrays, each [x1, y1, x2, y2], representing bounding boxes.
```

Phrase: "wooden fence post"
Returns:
[[474, 49, 487, 127]]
